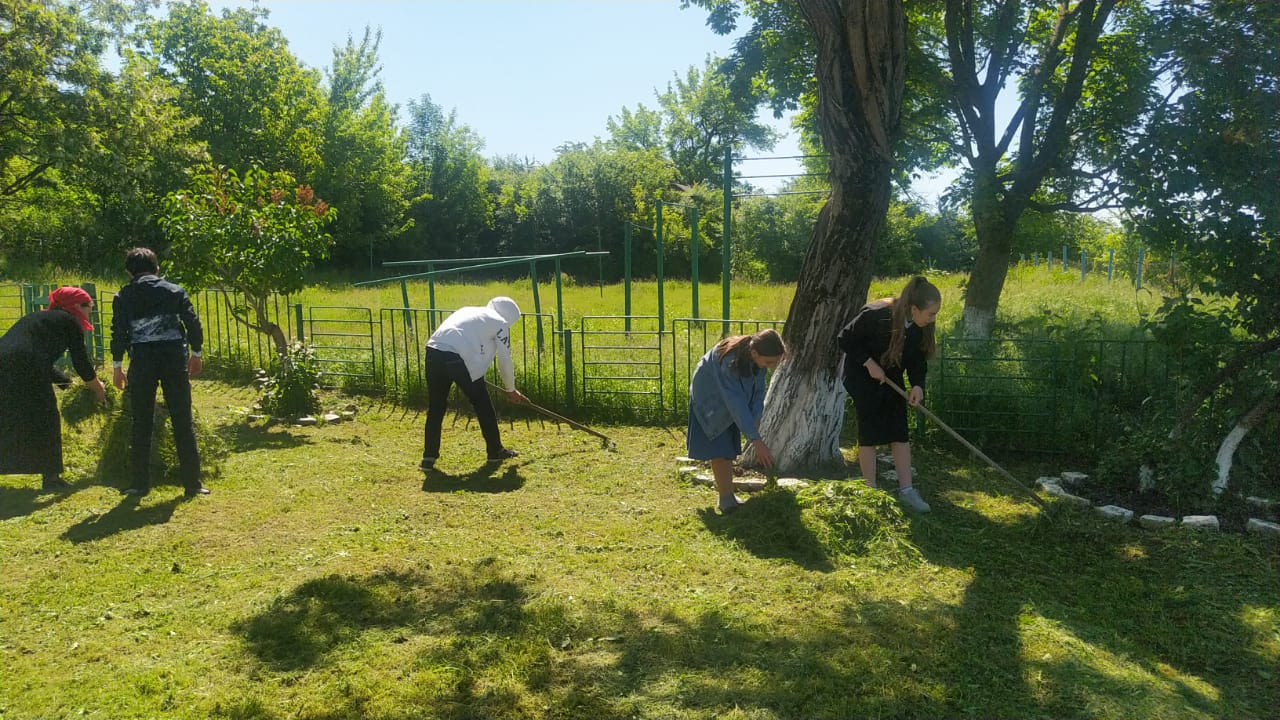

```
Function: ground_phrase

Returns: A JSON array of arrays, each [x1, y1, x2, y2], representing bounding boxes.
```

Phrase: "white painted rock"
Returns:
[[1181, 515, 1219, 531], [1060, 471, 1088, 486], [692, 472, 714, 486], [340, 411, 356, 421], [675, 456, 697, 464], [1095, 505, 1133, 523], [1041, 483, 1090, 507], [1246, 518, 1280, 537], [775, 478, 810, 489], [881, 468, 915, 483], [676, 465, 700, 477], [1246, 496, 1277, 511], [296, 416, 317, 426], [1138, 515, 1176, 529], [1036, 477, 1062, 490], [323, 412, 341, 423]]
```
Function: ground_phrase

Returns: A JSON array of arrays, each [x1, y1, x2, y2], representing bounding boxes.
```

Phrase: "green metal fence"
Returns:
[[933, 336, 1189, 455], [1, 281, 1228, 460]]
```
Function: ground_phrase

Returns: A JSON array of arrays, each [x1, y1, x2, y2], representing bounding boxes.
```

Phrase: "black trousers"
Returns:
[[127, 344, 200, 491], [423, 348, 503, 460]]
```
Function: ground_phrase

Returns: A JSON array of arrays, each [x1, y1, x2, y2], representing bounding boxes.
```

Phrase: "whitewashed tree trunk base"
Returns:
[[742, 364, 846, 476]]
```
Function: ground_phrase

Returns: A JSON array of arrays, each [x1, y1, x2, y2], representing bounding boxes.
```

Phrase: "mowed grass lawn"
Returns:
[[1, 380, 1277, 720]]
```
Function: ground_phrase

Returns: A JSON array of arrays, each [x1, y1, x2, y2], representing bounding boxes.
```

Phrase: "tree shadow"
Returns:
[[419, 464, 524, 494], [219, 559, 946, 720], [0, 483, 74, 521], [698, 490, 836, 572], [215, 422, 314, 452], [231, 560, 530, 673], [905, 476, 1279, 718], [59, 494, 183, 544]]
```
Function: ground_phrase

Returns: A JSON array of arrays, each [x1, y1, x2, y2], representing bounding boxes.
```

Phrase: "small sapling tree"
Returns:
[[161, 164, 337, 416]]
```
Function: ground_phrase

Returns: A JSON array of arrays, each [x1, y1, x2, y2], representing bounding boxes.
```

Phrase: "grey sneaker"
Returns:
[[898, 486, 931, 513], [717, 495, 742, 515]]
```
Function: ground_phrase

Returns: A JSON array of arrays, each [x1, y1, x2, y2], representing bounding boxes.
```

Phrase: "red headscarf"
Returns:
[[47, 286, 94, 331]]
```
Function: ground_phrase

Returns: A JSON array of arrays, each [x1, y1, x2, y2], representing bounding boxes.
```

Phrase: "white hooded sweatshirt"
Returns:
[[426, 297, 521, 390]]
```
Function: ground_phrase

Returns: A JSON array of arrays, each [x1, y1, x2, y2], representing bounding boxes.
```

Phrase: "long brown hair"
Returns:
[[881, 276, 941, 367], [714, 328, 786, 377]]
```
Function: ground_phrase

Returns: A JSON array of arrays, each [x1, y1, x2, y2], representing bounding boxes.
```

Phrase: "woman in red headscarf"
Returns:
[[0, 286, 107, 491]]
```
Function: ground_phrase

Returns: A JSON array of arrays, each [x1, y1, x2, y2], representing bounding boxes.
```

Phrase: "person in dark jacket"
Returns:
[[687, 328, 786, 514], [0, 286, 107, 491], [110, 247, 207, 498], [837, 276, 941, 513]]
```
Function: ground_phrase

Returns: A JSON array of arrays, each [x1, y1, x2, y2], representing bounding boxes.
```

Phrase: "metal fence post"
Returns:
[[562, 328, 575, 410]]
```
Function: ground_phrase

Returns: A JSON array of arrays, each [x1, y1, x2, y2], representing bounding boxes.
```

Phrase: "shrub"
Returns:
[[259, 343, 323, 420]]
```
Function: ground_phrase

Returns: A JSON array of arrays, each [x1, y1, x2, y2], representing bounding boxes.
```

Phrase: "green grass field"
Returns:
[[1, 378, 1276, 719]]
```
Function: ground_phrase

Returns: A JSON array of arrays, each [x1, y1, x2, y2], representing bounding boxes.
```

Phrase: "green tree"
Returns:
[[659, 57, 778, 185], [528, 142, 676, 280], [142, 1, 325, 179], [401, 94, 492, 259], [314, 27, 410, 273], [1119, 0, 1279, 494], [606, 104, 665, 152], [931, 0, 1156, 337], [159, 164, 337, 355], [0, 0, 109, 201]]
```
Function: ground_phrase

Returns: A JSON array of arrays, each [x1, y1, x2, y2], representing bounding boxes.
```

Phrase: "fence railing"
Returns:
[[0, 282, 1221, 459]]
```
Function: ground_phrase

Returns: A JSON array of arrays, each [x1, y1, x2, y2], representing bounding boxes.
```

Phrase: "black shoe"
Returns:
[[184, 486, 211, 497], [419, 457, 436, 472], [41, 477, 72, 491], [486, 448, 519, 464], [120, 486, 149, 497]]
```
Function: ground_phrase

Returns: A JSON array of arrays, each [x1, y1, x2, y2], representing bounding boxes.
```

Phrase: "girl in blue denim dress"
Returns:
[[687, 328, 787, 513]]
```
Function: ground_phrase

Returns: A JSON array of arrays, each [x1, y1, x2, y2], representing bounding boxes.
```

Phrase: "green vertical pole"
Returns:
[[1061, 245, 1068, 272], [690, 207, 700, 319], [83, 282, 103, 361], [1108, 248, 1115, 282], [530, 260, 543, 352], [294, 303, 305, 342], [722, 147, 732, 336], [426, 263, 437, 332], [562, 328, 575, 410], [624, 223, 633, 333], [554, 258, 564, 334], [1080, 250, 1087, 282], [656, 200, 665, 332]]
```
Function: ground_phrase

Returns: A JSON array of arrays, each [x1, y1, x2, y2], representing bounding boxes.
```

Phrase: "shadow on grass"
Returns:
[[215, 516, 1280, 720], [419, 464, 524, 494], [698, 490, 836, 572], [215, 422, 315, 452], [220, 558, 946, 720], [901, 460, 1280, 719], [0, 483, 71, 520], [59, 493, 183, 544]]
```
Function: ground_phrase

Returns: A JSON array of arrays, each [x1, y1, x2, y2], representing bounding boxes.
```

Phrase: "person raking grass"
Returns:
[[686, 328, 787, 514], [838, 276, 941, 513]]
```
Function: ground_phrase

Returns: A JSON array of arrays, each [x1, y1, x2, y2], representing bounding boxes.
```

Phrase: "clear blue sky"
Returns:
[[210, 0, 804, 188]]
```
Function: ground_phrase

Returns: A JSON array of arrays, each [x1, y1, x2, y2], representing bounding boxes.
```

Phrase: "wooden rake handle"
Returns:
[[486, 381, 615, 446], [882, 377, 1049, 511]]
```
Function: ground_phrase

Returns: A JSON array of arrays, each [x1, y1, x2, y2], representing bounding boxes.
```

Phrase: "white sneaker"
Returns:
[[898, 486, 931, 513]]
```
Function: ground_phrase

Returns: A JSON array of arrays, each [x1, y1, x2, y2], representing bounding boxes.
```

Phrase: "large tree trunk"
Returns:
[[751, 0, 905, 474], [961, 172, 1017, 338]]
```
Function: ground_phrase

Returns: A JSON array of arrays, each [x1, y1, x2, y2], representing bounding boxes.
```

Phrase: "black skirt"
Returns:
[[0, 369, 63, 476], [844, 366, 910, 446]]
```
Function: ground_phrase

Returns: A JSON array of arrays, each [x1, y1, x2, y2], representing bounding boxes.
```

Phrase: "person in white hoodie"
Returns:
[[421, 297, 528, 471]]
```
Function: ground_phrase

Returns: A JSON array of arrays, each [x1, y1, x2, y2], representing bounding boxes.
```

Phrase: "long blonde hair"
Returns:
[[881, 276, 941, 367], [714, 328, 786, 377]]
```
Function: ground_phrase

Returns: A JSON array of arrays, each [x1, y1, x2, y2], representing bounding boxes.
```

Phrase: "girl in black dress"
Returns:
[[837, 276, 941, 512], [0, 287, 106, 491]]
